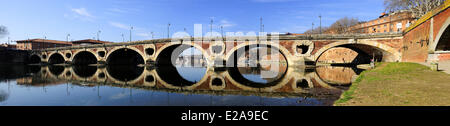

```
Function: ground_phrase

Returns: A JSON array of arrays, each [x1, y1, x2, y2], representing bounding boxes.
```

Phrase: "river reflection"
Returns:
[[0, 64, 363, 106]]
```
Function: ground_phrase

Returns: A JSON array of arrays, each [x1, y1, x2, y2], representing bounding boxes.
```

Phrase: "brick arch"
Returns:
[[153, 42, 211, 66], [71, 50, 98, 64], [313, 41, 401, 62], [224, 41, 294, 66], [104, 46, 146, 65], [47, 51, 67, 64], [431, 16, 450, 52]]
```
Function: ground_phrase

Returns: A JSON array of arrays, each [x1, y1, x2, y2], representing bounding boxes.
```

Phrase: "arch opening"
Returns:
[[296, 79, 309, 88], [436, 25, 450, 51], [73, 51, 97, 65], [29, 55, 41, 64], [316, 44, 392, 65], [212, 78, 223, 86], [155, 44, 208, 87], [226, 44, 288, 88], [107, 65, 144, 82], [48, 66, 64, 76], [48, 53, 65, 65], [107, 48, 144, 65], [73, 66, 97, 78]]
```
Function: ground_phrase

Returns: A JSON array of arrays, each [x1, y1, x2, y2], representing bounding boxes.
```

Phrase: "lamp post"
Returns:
[[319, 15, 322, 34], [167, 23, 171, 38], [151, 32, 154, 39], [130, 26, 133, 42], [121, 34, 125, 43], [97, 30, 101, 41], [66, 34, 70, 42], [210, 19, 213, 36]]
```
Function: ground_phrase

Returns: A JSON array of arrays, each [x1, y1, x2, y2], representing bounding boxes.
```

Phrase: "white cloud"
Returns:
[[136, 33, 150, 37], [65, 7, 95, 22], [220, 20, 236, 28], [72, 8, 94, 18], [109, 21, 131, 30]]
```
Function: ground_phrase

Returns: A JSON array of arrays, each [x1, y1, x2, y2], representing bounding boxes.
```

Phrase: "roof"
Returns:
[[16, 39, 72, 45], [71, 39, 113, 44]]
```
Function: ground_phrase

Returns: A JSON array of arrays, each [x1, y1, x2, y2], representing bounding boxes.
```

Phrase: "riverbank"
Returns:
[[334, 62, 450, 106]]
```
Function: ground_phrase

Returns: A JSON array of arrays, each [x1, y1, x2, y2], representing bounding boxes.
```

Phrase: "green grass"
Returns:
[[334, 62, 430, 105], [334, 70, 366, 105]]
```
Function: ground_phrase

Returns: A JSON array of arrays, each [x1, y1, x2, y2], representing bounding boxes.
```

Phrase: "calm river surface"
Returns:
[[0, 64, 363, 106]]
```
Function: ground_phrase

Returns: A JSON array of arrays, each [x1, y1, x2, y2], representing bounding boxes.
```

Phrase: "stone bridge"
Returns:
[[29, 33, 404, 67]]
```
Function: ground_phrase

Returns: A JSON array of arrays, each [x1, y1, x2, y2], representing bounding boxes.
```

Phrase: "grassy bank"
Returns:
[[334, 62, 450, 106]]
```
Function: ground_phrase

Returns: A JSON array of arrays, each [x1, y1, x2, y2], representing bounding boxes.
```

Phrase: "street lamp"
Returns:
[[66, 34, 70, 42], [167, 23, 171, 38], [319, 15, 322, 34], [122, 33, 125, 43], [97, 30, 101, 41], [130, 26, 133, 42], [151, 32, 154, 39]]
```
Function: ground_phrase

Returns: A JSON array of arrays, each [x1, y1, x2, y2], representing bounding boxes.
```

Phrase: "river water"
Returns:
[[0, 63, 364, 106]]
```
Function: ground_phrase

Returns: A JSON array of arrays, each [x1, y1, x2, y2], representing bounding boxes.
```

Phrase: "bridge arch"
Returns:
[[225, 42, 293, 67], [106, 47, 145, 65], [431, 16, 450, 52], [72, 51, 98, 65], [313, 40, 401, 62], [48, 52, 66, 64], [29, 54, 42, 64], [154, 42, 210, 66]]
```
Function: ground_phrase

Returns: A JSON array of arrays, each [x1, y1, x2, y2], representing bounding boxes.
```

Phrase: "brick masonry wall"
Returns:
[[439, 53, 450, 61], [317, 47, 358, 63], [402, 19, 431, 62]]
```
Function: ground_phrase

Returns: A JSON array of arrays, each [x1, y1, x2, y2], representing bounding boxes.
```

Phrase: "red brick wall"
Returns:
[[317, 47, 358, 63], [402, 19, 431, 62], [439, 53, 450, 61], [433, 8, 450, 41]]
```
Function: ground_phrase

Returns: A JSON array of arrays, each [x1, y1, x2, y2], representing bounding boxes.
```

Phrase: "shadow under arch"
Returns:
[[435, 24, 450, 51], [48, 53, 65, 64], [106, 48, 145, 65], [155, 44, 209, 87], [72, 66, 98, 78], [29, 55, 41, 64], [48, 66, 65, 77], [314, 42, 400, 63], [73, 51, 97, 65], [226, 44, 289, 88]]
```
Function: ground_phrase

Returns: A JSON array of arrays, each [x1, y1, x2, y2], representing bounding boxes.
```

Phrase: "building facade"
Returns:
[[15, 39, 72, 50], [349, 11, 417, 33], [71, 39, 112, 46]]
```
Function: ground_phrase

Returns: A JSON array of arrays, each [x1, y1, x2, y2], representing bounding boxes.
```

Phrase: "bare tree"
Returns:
[[305, 17, 359, 34], [0, 25, 8, 39], [384, 0, 446, 18]]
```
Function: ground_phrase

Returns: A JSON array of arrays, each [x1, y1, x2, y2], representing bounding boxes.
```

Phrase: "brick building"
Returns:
[[349, 11, 417, 33], [71, 39, 112, 46], [15, 39, 72, 50]]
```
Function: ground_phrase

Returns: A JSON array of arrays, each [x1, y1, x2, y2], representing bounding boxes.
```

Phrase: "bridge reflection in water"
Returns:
[[0, 63, 363, 106]]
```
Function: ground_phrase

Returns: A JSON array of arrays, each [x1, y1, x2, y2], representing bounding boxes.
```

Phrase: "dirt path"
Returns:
[[335, 62, 450, 106]]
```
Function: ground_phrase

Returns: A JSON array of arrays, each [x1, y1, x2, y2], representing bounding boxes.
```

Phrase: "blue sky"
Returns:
[[0, 0, 385, 43]]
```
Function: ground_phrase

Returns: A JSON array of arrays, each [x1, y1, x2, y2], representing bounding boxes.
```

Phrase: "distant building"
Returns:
[[15, 39, 72, 50], [0, 44, 16, 49], [349, 11, 417, 34], [71, 39, 112, 46]]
